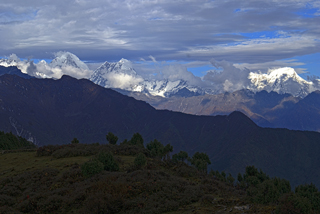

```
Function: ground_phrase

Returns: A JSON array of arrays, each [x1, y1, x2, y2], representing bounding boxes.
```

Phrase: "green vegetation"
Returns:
[[120, 133, 144, 148], [71, 137, 79, 144], [106, 132, 118, 145], [1, 132, 320, 213], [81, 160, 104, 177], [146, 139, 173, 160], [234, 165, 320, 214], [172, 151, 188, 163], [96, 151, 119, 171], [0, 131, 35, 150], [189, 152, 211, 173], [130, 132, 144, 147], [134, 153, 147, 168]]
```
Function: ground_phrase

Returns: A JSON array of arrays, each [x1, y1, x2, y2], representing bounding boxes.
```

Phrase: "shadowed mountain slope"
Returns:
[[125, 89, 320, 132], [0, 65, 33, 79], [0, 74, 320, 187]]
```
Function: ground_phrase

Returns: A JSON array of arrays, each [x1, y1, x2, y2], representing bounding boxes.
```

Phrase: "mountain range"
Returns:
[[1, 52, 319, 98], [89, 56, 320, 98], [90, 58, 206, 97], [1, 73, 320, 188], [1, 53, 320, 133]]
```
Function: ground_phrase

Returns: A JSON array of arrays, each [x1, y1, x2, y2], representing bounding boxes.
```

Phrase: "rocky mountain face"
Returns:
[[1, 74, 320, 187]]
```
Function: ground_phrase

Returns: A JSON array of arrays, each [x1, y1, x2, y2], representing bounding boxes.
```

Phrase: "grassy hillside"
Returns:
[[0, 143, 269, 214], [1, 142, 320, 214], [2, 75, 320, 189]]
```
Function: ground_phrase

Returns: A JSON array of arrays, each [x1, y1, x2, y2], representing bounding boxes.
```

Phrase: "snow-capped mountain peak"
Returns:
[[0, 54, 20, 67], [267, 67, 306, 82], [49, 51, 89, 70], [248, 67, 313, 97], [90, 58, 142, 90], [90, 58, 205, 97]]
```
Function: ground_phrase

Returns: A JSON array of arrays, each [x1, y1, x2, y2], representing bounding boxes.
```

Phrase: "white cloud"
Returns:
[[1, 53, 93, 79], [8, 53, 20, 62], [149, 55, 157, 63], [202, 60, 251, 93], [0, 0, 319, 65], [103, 72, 144, 90], [179, 33, 320, 64], [160, 64, 204, 86], [234, 59, 307, 74]]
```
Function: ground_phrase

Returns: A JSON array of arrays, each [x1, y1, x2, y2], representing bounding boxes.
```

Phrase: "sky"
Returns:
[[0, 0, 319, 79]]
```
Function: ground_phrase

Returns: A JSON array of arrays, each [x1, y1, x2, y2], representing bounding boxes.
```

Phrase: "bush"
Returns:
[[130, 133, 144, 148], [52, 148, 91, 158], [36, 145, 60, 156], [97, 151, 119, 171], [106, 132, 118, 145], [189, 152, 211, 173], [81, 160, 104, 177], [295, 183, 320, 211], [146, 139, 164, 158], [172, 151, 188, 163], [134, 153, 147, 168], [276, 192, 312, 214], [71, 138, 79, 144]]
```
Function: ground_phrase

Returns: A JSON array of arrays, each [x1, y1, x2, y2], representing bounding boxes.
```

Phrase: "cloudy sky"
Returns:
[[0, 0, 319, 78]]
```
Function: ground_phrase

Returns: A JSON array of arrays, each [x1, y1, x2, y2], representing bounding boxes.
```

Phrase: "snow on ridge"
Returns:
[[1, 52, 319, 98], [49, 51, 89, 70], [90, 59, 143, 90], [90, 59, 205, 97], [248, 67, 314, 97]]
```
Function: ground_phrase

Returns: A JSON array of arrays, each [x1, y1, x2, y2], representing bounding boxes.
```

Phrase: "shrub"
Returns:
[[0, 194, 15, 206], [134, 153, 147, 168], [52, 148, 91, 158], [97, 151, 119, 171], [227, 173, 235, 185], [106, 132, 118, 145], [36, 145, 60, 156], [71, 138, 79, 144], [130, 133, 144, 148], [276, 192, 312, 214], [295, 183, 320, 211], [189, 152, 211, 173], [81, 160, 104, 177], [172, 151, 188, 163], [146, 139, 164, 158]]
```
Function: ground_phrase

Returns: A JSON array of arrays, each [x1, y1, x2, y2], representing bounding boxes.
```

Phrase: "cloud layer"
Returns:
[[0, 0, 319, 71]]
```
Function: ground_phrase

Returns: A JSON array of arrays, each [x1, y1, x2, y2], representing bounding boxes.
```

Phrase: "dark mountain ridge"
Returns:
[[1, 74, 320, 187], [125, 88, 320, 132], [0, 65, 33, 79]]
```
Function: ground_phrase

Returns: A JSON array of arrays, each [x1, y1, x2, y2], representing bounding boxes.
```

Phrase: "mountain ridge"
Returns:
[[1, 52, 319, 98], [1, 74, 320, 187]]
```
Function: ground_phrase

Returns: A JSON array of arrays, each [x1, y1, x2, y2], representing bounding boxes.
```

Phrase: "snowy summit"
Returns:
[[248, 67, 315, 97]]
